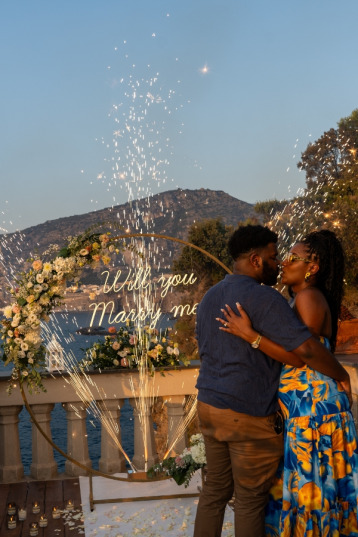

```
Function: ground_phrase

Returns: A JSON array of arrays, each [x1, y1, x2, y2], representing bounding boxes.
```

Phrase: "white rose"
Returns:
[[190, 444, 206, 465], [36, 274, 44, 284], [4, 306, 13, 318]]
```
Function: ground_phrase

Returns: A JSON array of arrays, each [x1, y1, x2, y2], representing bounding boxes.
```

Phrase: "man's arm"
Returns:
[[218, 303, 352, 401]]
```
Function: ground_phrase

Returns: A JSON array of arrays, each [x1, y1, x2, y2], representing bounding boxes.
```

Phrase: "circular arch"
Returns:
[[23, 232, 232, 481]]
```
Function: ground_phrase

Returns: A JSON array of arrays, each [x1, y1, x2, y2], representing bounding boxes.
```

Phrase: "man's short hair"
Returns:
[[228, 224, 278, 260]]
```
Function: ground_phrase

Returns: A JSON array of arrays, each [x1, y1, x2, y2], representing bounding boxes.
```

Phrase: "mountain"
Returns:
[[0, 188, 257, 305]]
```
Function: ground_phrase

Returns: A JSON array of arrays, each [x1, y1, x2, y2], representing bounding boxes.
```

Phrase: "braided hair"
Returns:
[[301, 230, 345, 350]]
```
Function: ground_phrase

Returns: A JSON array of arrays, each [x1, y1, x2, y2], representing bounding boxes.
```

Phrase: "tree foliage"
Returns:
[[172, 218, 234, 284], [255, 109, 358, 289], [171, 219, 234, 360]]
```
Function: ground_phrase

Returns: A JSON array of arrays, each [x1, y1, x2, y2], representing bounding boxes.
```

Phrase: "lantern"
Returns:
[[46, 334, 65, 372]]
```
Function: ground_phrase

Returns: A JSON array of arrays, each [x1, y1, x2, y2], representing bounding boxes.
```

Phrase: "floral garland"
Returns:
[[147, 433, 206, 487], [80, 322, 189, 373], [1, 229, 124, 394]]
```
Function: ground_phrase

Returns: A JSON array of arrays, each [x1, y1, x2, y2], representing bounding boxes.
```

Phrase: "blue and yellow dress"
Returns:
[[265, 338, 358, 537]]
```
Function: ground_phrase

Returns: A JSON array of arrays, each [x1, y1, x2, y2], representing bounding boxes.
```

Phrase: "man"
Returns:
[[193, 224, 350, 537]]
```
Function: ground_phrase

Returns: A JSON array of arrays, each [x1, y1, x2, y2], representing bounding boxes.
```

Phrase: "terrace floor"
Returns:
[[0, 478, 83, 536], [0, 474, 235, 537]]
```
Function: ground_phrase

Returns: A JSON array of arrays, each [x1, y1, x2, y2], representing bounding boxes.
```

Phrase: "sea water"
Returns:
[[2, 311, 138, 474]]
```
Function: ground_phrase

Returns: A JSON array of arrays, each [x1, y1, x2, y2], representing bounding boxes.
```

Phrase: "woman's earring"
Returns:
[[304, 272, 311, 282]]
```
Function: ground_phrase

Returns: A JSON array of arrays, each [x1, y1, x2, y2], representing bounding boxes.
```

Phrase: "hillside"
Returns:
[[0, 188, 256, 305]]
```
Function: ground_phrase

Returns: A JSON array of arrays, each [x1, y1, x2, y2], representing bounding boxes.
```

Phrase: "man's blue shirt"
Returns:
[[195, 274, 311, 416]]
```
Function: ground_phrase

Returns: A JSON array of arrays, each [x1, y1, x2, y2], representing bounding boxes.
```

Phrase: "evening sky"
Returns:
[[1, 0, 358, 232]]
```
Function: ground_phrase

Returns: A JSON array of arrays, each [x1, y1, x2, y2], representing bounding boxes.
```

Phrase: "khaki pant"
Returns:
[[193, 401, 283, 537]]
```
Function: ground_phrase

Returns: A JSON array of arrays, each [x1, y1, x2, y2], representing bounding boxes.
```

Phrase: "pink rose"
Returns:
[[32, 260, 43, 271]]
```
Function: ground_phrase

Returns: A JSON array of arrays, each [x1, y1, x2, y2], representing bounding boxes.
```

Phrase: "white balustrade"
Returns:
[[30, 403, 58, 480], [0, 359, 356, 483], [97, 399, 127, 474], [0, 366, 199, 482]]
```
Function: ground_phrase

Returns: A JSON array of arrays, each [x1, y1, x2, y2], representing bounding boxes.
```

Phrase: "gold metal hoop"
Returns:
[[21, 232, 232, 480]]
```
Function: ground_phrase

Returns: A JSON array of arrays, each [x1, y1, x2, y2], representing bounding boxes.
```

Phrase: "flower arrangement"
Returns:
[[80, 323, 189, 372], [147, 433, 206, 487], [0, 229, 124, 393]]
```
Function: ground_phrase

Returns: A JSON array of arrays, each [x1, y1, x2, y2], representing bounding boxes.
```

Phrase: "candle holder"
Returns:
[[29, 522, 39, 536], [7, 502, 16, 515], [32, 501, 40, 514], [52, 506, 61, 519], [18, 506, 27, 520], [39, 514, 48, 528], [66, 499, 74, 511], [7, 515, 16, 529]]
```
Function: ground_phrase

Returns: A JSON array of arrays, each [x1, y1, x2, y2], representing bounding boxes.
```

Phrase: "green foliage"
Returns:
[[171, 219, 234, 359], [172, 218, 233, 284], [255, 199, 288, 219], [255, 109, 358, 290], [147, 433, 206, 487], [80, 323, 188, 372]]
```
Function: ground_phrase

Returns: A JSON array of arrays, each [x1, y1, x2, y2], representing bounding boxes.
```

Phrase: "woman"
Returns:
[[218, 230, 358, 536]]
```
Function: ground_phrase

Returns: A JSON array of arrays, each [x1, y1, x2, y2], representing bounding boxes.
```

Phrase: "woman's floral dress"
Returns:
[[265, 338, 358, 536]]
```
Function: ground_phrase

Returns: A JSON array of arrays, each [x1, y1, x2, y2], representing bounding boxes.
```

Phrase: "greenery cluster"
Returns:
[[0, 229, 125, 393], [147, 433, 206, 487], [254, 109, 358, 291], [171, 219, 234, 359], [80, 323, 189, 372]]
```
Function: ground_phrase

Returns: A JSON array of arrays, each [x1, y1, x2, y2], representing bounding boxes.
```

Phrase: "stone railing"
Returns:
[[0, 366, 199, 483], [1, 358, 358, 484]]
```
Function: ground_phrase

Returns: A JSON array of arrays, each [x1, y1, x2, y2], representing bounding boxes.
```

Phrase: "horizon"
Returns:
[[0, 187, 255, 234]]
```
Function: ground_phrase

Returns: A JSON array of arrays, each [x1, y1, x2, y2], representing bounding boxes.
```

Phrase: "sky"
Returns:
[[1, 0, 358, 233]]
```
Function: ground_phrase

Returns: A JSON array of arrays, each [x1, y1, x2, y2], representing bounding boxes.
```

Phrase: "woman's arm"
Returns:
[[217, 303, 304, 367], [217, 302, 352, 405]]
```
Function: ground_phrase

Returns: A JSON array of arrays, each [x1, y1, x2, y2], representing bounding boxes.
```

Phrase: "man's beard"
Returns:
[[261, 260, 278, 286]]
